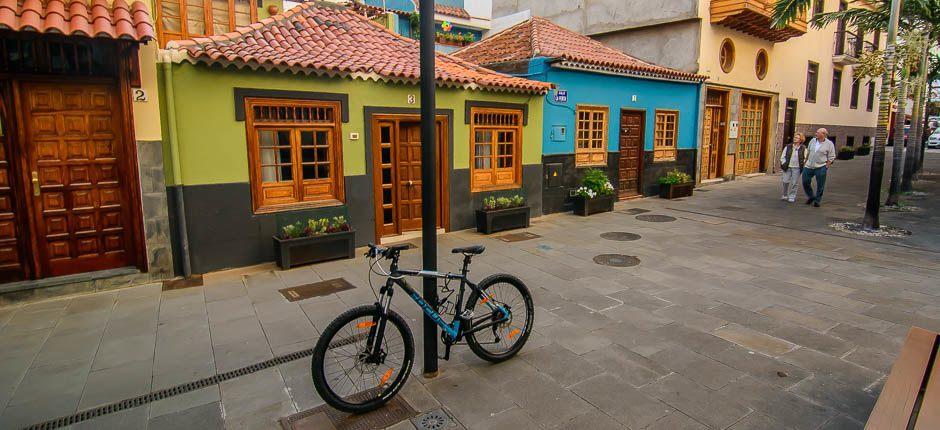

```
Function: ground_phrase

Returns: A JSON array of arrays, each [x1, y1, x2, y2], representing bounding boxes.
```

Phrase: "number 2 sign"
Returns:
[[133, 89, 148, 102]]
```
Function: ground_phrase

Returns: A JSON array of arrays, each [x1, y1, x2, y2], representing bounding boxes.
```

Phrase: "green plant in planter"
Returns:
[[658, 169, 692, 185], [839, 146, 855, 153], [482, 194, 526, 210], [574, 168, 615, 198], [280, 216, 351, 240]]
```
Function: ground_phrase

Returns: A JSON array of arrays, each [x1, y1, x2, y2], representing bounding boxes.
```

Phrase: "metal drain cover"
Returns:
[[411, 409, 455, 430], [593, 254, 640, 267], [620, 208, 650, 215], [281, 396, 418, 430], [496, 232, 541, 242], [600, 232, 641, 241], [636, 214, 676, 222], [279, 278, 356, 302]]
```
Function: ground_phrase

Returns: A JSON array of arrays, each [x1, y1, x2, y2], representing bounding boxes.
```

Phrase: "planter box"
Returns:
[[476, 206, 530, 234], [273, 229, 355, 270], [573, 194, 615, 216], [837, 151, 855, 160], [856, 146, 871, 156], [659, 182, 694, 199]]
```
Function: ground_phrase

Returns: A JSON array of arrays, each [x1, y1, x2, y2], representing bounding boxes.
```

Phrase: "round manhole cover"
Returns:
[[636, 214, 676, 222], [600, 232, 642, 241], [593, 254, 640, 267], [413, 410, 453, 430]]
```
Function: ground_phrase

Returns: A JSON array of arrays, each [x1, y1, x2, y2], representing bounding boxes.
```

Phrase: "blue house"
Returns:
[[351, 0, 485, 53], [455, 17, 706, 213]]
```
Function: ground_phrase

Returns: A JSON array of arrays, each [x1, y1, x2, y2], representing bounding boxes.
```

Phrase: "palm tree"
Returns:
[[902, 42, 929, 191]]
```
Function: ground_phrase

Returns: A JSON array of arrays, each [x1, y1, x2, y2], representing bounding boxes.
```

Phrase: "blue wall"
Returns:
[[526, 58, 701, 156]]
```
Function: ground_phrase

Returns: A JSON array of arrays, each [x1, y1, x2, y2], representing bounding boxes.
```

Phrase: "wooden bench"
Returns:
[[866, 327, 940, 429]]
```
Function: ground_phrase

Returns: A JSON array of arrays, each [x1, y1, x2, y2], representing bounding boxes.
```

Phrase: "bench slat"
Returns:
[[866, 327, 938, 430], [913, 342, 940, 430]]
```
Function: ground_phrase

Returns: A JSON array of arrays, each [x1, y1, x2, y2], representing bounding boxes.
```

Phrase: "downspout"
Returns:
[[161, 56, 193, 277]]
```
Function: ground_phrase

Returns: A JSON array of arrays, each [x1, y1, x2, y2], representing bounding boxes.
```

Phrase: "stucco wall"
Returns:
[[593, 20, 701, 74], [491, 0, 698, 35]]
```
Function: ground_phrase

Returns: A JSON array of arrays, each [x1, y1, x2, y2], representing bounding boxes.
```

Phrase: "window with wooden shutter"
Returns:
[[653, 110, 678, 161], [245, 98, 344, 213], [156, 0, 258, 47], [575, 106, 608, 167], [470, 108, 522, 192]]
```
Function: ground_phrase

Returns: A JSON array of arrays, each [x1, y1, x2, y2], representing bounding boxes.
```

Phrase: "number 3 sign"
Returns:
[[133, 89, 148, 102]]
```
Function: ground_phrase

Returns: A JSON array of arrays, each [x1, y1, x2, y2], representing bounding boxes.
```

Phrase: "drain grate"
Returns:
[[593, 254, 640, 267], [620, 208, 650, 215], [280, 395, 418, 430], [25, 348, 316, 430], [279, 278, 356, 302], [495, 232, 541, 242], [636, 214, 676, 223], [412, 409, 455, 430], [600, 232, 641, 241]]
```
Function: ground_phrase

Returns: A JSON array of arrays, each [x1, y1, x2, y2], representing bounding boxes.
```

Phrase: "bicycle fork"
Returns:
[[364, 284, 394, 365]]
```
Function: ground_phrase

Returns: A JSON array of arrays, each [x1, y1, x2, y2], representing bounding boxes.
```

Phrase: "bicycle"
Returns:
[[310, 243, 534, 413]]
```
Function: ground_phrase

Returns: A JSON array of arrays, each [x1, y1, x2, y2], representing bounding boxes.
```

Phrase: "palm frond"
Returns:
[[771, 0, 812, 29], [811, 7, 889, 30]]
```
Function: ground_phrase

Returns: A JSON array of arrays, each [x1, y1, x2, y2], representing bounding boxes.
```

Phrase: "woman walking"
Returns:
[[780, 133, 807, 202]]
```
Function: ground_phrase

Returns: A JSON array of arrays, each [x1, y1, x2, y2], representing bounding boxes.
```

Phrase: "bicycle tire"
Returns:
[[311, 304, 415, 414], [465, 274, 534, 363]]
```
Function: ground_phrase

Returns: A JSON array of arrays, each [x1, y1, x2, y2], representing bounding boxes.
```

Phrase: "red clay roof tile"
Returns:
[[0, 0, 153, 41], [168, 1, 551, 94], [454, 17, 706, 82]]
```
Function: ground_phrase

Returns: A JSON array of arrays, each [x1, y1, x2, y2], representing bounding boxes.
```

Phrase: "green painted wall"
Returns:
[[163, 63, 543, 186]]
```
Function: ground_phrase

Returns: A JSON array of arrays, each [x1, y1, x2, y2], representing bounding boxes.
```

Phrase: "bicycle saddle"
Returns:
[[451, 245, 485, 255]]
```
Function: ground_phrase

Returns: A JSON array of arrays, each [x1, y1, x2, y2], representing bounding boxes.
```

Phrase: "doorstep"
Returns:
[[380, 228, 446, 245], [0, 267, 154, 307]]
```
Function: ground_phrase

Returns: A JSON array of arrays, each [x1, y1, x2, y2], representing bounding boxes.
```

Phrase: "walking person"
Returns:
[[780, 133, 806, 202], [802, 128, 836, 207]]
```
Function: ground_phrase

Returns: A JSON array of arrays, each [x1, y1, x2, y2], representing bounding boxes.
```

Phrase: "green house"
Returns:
[[159, 1, 550, 274]]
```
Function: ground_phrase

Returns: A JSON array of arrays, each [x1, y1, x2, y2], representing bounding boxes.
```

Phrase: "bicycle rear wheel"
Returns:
[[465, 274, 534, 363], [311, 305, 414, 414]]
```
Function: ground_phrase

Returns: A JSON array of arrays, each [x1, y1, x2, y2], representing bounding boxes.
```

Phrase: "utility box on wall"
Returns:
[[545, 163, 564, 187], [550, 125, 566, 142]]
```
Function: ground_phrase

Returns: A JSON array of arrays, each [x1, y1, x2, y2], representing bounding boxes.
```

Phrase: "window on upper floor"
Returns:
[[831, 68, 843, 107], [654, 110, 678, 161], [755, 49, 768, 80], [719, 39, 735, 73], [157, 0, 258, 47], [850, 78, 860, 109], [575, 105, 609, 167], [806, 62, 819, 103], [866, 81, 876, 111], [470, 108, 523, 192], [244, 98, 345, 213], [813, 0, 825, 17]]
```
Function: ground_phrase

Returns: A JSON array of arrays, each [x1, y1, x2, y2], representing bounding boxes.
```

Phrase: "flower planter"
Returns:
[[573, 194, 615, 216], [476, 206, 530, 234], [856, 146, 871, 156], [659, 182, 694, 199], [273, 229, 355, 270], [837, 151, 855, 160]]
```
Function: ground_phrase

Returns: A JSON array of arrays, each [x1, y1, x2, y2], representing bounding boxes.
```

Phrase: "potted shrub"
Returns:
[[476, 194, 530, 234], [837, 146, 856, 160], [658, 169, 694, 199], [856, 143, 871, 156], [572, 168, 616, 216], [273, 216, 355, 270]]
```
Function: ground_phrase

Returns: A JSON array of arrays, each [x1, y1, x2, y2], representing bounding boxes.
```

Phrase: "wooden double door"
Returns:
[[0, 80, 142, 282], [736, 94, 770, 175], [618, 110, 643, 198], [371, 116, 447, 240]]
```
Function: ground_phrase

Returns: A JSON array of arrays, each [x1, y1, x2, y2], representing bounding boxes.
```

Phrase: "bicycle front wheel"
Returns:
[[465, 274, 534, 363], [311, 305, 414, 414]]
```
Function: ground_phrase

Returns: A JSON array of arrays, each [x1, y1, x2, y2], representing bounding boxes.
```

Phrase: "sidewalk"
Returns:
[[0, 152, 938, 429]]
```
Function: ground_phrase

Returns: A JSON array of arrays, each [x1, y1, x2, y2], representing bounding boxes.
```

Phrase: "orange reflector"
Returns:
[[508, 328, 521, 340], [480, 293, 495, 304], [381, 368, 394, 385], [356, 321, 376, 329]]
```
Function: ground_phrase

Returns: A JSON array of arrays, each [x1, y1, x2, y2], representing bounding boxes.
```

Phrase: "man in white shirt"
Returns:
[[801, 128, 836, 207]]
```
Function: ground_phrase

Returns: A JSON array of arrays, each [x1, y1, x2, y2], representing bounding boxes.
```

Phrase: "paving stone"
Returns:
[[580, 343, 669, 388], [702, 304, 782, 332], [278, 359, 323, 412], [550, 301, 616, 331], [209, 315, 265, 347], [790, 375, 877, 423], [842, 346, 896, 374], [498, 372, 594, 427], [219, 368, 292, 425], [640, 373, 750, 429], [827, 324, 903, 354], [779, 348, 883, 389], [557, 286, 622, 312], [592, 322, 672, 357], [469, 407, 539, 430], [719, 376, 837, 429], [0, 393, 82, 429], [465, 350, 541, 387], [518, 343, 603, 387], [79, 359, 153, 409], [705, 344, 810, 388], [818, 414, 865, 430], [600, 303, 673, 331], [554, 410, 624, 430], [608, 288, 671, 312], [213, 335, 274, 373], [645, 411, 709, 430], [32, 329, 104, 368], [534, 321, 611, 355], [149, 386, 221, 419], [767, 324, 854, 356], [74, 405, 150, 430], [713, 324, 796, 356], [92, 332, 156, 371], [571, 373, 671, 429], [426, 370, 516, 428], [653, 304, 728, 331], [649, 345, 743, 390], [205, 295, 256, 324], [8, 360, 90, 407], [224, 399, 295, 429], [651, 323, 736, 357], [759, 305, 838, 331], [399, 377, 439, 413], [149, 401, 223, 430], [727, 411, 793, 429]]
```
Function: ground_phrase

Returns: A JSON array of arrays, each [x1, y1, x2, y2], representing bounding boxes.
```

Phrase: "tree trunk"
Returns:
[[884, 66, 909, 207], [901, 48, 927, 192], [917, 81, 934, 173], [862, 0, 901, 230]]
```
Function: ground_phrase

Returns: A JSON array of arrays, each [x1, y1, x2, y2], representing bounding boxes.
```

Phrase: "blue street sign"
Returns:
[[553, 90, 568, 103]]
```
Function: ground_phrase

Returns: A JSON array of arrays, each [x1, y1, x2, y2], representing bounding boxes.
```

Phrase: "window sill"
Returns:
[[653, 158, 678, 163], [471, 184, 522, 193], [254, 198, 345, 214], [575, 163, 608, 168]]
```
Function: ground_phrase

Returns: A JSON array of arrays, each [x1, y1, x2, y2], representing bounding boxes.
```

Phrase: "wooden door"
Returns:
[[0, 83, 27, 282], [783, 99, 798, 148], [396, 122, 423, 232], [702, 91, 726, 180], [617, 110, 643, 198], [21, 81, 137, 277], [736, 94, 767, 175]]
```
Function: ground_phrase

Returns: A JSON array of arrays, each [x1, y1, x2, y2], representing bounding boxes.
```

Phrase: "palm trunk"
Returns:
[[884, 66, 909, 207], [917, 81, 933, 173], [902, 48, 928, 191], [863, 0, 902, 230]]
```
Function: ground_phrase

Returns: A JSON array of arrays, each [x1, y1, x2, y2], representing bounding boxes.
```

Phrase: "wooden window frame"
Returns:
[[574, 105, 609, 167], [653, 110, 679, 161], [831, 67, 843, 107], [755, 49, 768, 80], [866, 81, 876, 111], [155, 0, 259, 47], [850, 77, 860, 109], [806, 61, 819, 103], [719, 39, 735, 73], [245, 97, 345, 213], [469, 107, 523, 192]]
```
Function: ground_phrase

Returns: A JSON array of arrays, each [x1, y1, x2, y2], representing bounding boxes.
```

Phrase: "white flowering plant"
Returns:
[[574, 168, 615, 199]]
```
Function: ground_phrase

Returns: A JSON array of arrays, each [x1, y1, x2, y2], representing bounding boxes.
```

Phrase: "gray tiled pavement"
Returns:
[[0, 151, 938, 429]]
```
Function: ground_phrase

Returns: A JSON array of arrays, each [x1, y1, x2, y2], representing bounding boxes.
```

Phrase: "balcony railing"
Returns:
[[711, 0, 807, 43], [833, 30, 863, 65]]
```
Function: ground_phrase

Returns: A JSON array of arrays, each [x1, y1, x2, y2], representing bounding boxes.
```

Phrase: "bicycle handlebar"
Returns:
[[365, 243, 410, 260]]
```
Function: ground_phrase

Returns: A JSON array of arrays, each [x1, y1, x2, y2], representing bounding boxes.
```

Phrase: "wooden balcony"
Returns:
[[711, 0, 807, 43]]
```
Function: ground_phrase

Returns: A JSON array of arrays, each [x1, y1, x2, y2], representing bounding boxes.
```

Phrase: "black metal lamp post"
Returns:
[[418, 0, 438, 377]]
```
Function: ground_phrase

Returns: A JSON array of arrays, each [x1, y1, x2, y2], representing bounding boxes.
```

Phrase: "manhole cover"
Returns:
[[496, 232, 541, 242], [593, 254, 640, 267], [717, 206, 744, 211], [279, 278, 356, 302], [636, 214, 676, 222], [600, 232, 641, 241], [280, 395, 418, 430], [620, 208, 650, 215], [411, 409, 455, 430]]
